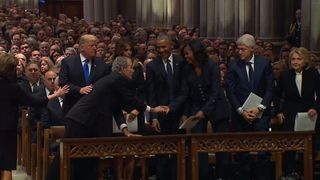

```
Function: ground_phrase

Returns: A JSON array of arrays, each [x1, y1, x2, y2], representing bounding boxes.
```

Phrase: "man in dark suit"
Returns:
[[146, 33, 185, 180], [59, 34, 109, 115], [48, 56, 167, 180], [41, 73, 64, 129], [18, 61, 45, 142], [226, 34, 273, 180]]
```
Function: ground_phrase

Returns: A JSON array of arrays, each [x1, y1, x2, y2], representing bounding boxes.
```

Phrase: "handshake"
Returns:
[[150, 105, 170, 115]]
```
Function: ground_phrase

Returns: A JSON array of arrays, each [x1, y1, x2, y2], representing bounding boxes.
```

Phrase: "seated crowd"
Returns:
[[0, 4, 319, 180]]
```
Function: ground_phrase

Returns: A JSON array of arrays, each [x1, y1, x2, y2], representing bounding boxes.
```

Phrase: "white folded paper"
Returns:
[[112, 115, 138, 133], [242, 92, 263, 118], [179, 115, 201, 129], [294, 112, 317, 131]]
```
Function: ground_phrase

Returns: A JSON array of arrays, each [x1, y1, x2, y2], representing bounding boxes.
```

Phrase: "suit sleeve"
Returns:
[[225, 62, 242, 110], [16, 84, 48, 107], [261, 61, 274, 107], [169, 65, 188, 113], [113, 79, 147, 113], [201, 62, 221, 117], [59, 59, 82, 99], [313, 69, 320, 113], [146, 63, 158, 120], [41, 106, 51, 129], [112, 106, 126, 129], [274, 72, 285, 114]]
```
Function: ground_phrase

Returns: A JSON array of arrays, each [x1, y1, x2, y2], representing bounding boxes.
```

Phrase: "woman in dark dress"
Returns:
[[180, 40, 231, 179], [275, 47, 320, 175], [0, 53, 68, 180]]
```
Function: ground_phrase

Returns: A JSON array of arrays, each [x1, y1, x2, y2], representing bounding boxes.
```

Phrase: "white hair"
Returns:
[[112, 56, 129, 72], [236, 34, 256, 47]]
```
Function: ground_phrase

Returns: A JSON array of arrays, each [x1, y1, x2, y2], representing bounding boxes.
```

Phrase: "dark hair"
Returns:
[[183, 40, 209, 65], [115, 38, 134, 57]]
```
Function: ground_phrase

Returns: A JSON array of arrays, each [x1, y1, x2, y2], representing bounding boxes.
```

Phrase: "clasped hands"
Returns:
[[242, 107, 261, 123]]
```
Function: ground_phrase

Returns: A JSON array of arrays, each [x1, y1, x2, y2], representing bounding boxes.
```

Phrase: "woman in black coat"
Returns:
[[180, 40, 231, 179], [275, 47, 320, 175], [0, 53, 68, 180]]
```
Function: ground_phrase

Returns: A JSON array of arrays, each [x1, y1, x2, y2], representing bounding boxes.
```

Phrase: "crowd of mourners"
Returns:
[[0, 4, 320, 180]]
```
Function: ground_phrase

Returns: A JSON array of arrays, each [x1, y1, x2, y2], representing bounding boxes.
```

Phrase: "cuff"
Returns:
[[258, 104, 266, 110], [145, 105, 151, 112], [237, 107, 244, 115], [120, 123, 128, 131]]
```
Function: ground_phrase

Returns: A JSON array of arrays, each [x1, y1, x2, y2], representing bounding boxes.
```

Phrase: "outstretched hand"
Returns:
[[151, 106, 170, 115], [54, 85, 70, 97]]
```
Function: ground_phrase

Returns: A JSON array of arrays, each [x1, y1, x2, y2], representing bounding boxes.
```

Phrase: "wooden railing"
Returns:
[[59, 135, 186, 180], [59, 132, 314, 180], [189, 132, 314, 180]]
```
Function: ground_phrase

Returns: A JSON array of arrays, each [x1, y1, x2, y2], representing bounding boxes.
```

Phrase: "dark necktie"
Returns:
[[166, 59, 174, 100], [83, 59, 90, 85], [246, 61, 253, 82], [31, 83, 37, 93]]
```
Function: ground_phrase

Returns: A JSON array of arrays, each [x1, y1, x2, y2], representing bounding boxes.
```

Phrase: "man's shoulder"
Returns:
[[61, 54, 80, 65]]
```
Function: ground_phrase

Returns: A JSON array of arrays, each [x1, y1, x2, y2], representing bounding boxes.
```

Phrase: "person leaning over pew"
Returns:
[[47, 56, 168, 180], [0, 53, 69, 180]]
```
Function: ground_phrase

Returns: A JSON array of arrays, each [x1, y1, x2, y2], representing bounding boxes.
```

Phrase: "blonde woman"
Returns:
[[275, 47, 320, 176], [39, 56, 54, 75]]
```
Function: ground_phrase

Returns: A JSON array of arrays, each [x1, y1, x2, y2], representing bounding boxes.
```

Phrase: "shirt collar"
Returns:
[[80, 53, 89, 63], [162, 53, 173, 64], [249, 54, 255, 64]]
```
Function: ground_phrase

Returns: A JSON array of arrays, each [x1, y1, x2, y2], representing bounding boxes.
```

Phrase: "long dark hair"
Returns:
[[183, 40, 209, 65]]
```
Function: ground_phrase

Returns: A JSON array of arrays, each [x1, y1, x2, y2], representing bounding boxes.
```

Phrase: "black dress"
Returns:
[[0, 78, 47, 170]]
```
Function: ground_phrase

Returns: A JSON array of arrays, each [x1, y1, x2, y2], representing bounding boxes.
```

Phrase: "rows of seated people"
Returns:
[[0, 4, 319, 180]]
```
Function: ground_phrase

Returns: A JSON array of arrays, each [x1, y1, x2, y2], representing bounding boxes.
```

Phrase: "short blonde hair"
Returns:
[[288, 47, 310, 70], [79, 34, 98, 46], [0, 53, 18, 78]]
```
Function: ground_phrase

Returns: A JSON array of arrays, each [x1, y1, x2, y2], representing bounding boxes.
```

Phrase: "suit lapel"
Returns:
[[75, 55, 87, 84], [238, 61, 250, 86], [290, 70, 301, 97], [90, 58, 97, 82], [157, 57, 167, 79], [252, 58, 261, 88], [172, 56, 180, 81]]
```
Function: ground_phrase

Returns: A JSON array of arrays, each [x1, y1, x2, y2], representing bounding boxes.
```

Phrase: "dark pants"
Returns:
[[212, 119, 233, 179], [233, 114, 272, 180]]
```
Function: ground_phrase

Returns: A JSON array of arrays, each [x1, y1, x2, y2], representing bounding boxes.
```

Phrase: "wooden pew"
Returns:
[[189, 132, 314, 180], [21, 109, 31, 174], [43, 126, 65, 180], [36, 122, 43, 180], [59, 135, 186, 180], [58, 132, 313, 180]]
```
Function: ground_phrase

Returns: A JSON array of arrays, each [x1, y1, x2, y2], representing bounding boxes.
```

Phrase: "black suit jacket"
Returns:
[[275, 68, 320, 130], [41, 97, 64, 129], [146, 54, 185, 133], [179, 60, 230, 122], [226, 55, 273, 131], [59, 54, 109, 114], [18, 79, 46, 128], [66, 72, 147, 137], [0, 79, 47, 131]]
